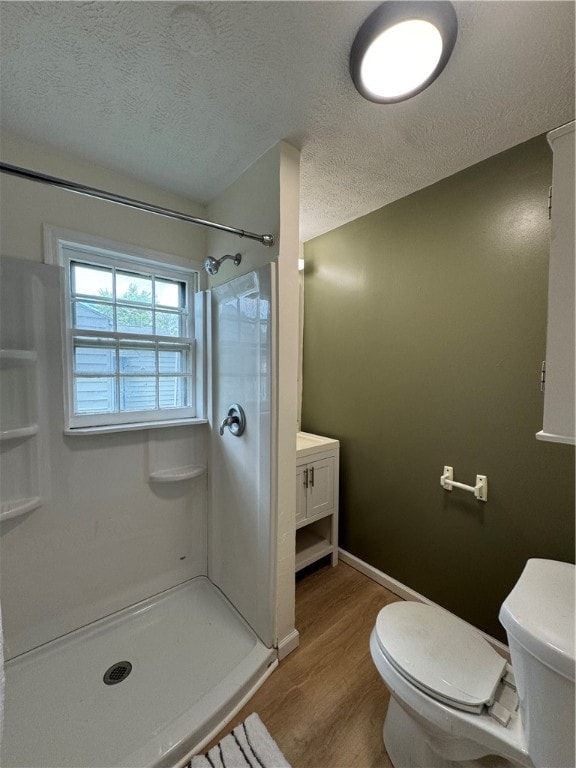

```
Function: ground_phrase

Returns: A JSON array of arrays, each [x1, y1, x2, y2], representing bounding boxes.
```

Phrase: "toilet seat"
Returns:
[[375, 602, 507, 714], [370, 627, 532, 767]]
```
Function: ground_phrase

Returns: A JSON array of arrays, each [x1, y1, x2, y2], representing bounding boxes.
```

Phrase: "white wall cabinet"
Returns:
[[537, 120, 575, 445], [296, 432, 339, 572]]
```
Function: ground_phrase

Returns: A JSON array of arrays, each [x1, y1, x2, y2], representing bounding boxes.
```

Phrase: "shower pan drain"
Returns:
[[103, 661, 132, 685]]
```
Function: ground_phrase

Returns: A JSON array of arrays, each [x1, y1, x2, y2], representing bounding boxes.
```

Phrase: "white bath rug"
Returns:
[[190, 713, 291, 768]]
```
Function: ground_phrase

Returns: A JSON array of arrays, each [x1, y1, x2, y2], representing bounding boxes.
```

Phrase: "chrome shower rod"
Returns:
[[0, 162, 275, 247]]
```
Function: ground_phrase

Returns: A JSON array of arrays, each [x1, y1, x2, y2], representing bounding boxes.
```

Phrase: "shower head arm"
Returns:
[[220, 253, 242, 267], [204, 253, 242, 275]]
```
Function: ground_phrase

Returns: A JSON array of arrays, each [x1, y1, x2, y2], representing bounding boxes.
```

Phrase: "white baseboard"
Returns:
[[339, 548, 510, 661], [277, 627, 300, 660]]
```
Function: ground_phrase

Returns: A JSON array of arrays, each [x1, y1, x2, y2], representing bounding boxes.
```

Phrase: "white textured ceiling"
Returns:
[[1, 1, 574, 242]]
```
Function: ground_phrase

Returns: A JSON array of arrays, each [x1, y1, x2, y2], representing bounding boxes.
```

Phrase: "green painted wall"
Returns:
[[302, 135, 575, 642]]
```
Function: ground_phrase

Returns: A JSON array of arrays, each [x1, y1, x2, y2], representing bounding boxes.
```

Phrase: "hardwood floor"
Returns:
[[207, 561, 401, 768]]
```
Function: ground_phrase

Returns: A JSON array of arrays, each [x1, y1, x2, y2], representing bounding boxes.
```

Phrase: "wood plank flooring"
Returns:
[[207, 561, 401, 768]]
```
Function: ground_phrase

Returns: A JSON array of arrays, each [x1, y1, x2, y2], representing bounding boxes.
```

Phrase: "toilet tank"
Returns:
[[499, 559, 575, 768]]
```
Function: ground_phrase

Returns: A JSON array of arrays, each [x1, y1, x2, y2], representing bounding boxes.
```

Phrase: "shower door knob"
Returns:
[[219, 403, 246, 437]]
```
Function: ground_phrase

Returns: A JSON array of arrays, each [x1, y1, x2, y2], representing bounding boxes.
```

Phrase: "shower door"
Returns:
[[209, 263, 277, 647]]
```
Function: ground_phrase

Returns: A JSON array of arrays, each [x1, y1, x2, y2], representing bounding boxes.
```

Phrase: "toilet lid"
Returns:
[[375, 602, 507, 714]]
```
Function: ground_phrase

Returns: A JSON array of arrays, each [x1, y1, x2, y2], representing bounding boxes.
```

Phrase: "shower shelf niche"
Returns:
[[0, 264, 46, 531], [0, 347, 39, 443], [0, 496, 42, 523], [149, 465, 206, 483], [1, 424, 39, 441], [0, 349, 38, 367], [147, 424, 208, 485]]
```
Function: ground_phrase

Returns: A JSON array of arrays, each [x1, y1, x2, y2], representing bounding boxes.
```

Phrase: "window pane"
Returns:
[[72, 263, 112, 299], [74, 377, 117, 414], [159, 377, 189, 408], [159, 346, 187, 373], [155, 311, 181, 337], [74, 343, 116, 374], [116, 271, 152, 304], [63, 242, 197, 427], [117, 306, 153, 334], [119, 345, 156, 374], [120, 376, 156, 411], [156, 279, 182, 308], [240, 320, 258, 343], [73, 301, 114, 331]]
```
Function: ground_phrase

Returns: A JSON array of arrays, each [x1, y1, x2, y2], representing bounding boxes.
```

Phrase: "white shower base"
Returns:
[[1, 577, 276, 768]]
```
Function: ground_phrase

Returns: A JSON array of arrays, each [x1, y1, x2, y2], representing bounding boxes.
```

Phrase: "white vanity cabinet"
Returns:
[[537, 120, 575, 445], [295, 432, 339, 572]]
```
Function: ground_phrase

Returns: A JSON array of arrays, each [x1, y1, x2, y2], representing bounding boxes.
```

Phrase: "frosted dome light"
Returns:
[[350, 2, 458, 104]]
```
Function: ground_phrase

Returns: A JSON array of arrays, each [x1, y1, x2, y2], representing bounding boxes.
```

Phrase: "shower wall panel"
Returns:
[[0, 256, 208, 659], [209, 264, 276, 647]]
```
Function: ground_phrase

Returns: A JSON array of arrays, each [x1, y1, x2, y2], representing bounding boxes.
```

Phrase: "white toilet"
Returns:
[[370, 559, 575, 768]]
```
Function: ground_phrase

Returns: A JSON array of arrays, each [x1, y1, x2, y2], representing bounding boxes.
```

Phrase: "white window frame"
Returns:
[[44, 225, 205, 432]]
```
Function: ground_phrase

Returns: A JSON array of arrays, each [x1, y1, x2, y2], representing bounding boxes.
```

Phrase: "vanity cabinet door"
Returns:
[[295, 464, 308, 524], [296, 456, 335, 520], [306, 457, 335, 518]]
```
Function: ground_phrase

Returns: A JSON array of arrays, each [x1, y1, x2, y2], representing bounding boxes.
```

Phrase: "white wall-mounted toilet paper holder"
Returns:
[[440, 466, 488, 502]]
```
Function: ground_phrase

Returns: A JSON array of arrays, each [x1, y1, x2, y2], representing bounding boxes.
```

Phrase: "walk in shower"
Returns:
[[0, 256, 279, 767]]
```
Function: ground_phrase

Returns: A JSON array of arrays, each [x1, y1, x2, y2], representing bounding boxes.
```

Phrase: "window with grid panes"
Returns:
[[47, 230, 200, 429]]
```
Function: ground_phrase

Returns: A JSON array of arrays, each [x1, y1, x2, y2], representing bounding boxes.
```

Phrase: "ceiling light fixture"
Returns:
[[349, 1, 458, 104]]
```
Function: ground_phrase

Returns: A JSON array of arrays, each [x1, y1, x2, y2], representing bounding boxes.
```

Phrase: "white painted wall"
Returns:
[[207, 142, 300, 651], [206, 144, 281, 283], [0, 132, 207, 266], [275, 144, 300, 652]]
